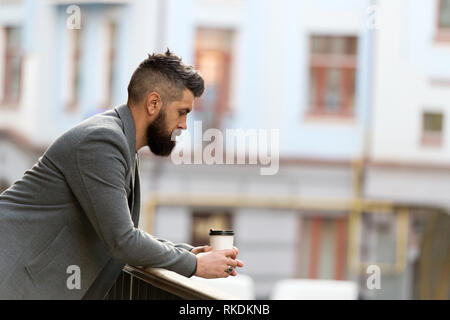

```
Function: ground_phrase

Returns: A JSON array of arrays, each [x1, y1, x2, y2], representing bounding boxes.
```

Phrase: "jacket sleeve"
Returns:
[[153, 238, 194, 252], [65, 128, 197, 277]]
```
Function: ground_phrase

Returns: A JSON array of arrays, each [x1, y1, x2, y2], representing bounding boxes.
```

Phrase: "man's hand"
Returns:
[[194, 248, 244, 279]]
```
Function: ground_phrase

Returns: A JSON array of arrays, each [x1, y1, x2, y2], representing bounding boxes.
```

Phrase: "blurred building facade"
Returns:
[[0, 0, 448, 299]]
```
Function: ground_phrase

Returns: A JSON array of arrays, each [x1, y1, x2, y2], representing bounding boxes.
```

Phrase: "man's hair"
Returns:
[[127, 49, 204, 106]]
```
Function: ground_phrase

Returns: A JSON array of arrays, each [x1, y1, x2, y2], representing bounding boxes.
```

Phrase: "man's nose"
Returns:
[[178, 121, 187, 130]]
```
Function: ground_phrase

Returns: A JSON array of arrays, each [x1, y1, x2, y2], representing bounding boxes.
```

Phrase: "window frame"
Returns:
[[1, 26, 23, 108], [65, 28, 83, 112], [295, 213, 348, 281], [421, 111, 444, 147], [435, 0, 450, 42], [306, 35, 358, 119], [194, 28, 234, 129], [102, 18, 117, 110]]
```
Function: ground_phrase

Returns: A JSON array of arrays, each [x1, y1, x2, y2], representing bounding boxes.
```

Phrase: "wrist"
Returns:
[[190, 254, 199, 278]]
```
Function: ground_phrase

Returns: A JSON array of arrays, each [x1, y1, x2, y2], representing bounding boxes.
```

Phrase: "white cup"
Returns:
[[209, 229, 234, 250]]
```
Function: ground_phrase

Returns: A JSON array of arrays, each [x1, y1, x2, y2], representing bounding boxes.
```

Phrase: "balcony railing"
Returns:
[[104, 265, 236, 300]]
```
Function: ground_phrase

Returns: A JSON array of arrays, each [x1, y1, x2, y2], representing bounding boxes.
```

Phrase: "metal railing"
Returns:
[[104, 265, 235, 300]]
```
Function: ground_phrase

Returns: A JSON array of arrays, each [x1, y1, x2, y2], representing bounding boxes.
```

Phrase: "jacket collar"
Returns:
[[115, 104, 137, 157]]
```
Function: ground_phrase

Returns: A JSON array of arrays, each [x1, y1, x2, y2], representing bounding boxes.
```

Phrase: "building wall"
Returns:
[[164, 0, 374, 160], [278, 0, 371, 159], [366, 0, 450, 300], [371, 0, 450, 163], [365, 166, 450, 209], [1, 0, 376, 160]]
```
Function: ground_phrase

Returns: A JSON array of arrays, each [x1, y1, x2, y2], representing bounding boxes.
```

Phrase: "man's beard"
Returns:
[[146, 109, 177, 156]]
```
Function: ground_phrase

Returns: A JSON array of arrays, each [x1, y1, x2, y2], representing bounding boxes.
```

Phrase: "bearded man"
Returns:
[[0, 50, 243, 300]]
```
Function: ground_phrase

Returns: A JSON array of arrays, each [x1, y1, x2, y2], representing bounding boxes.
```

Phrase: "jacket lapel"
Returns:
[[114, 105, 140, 227], [115, 104, 136, 159]]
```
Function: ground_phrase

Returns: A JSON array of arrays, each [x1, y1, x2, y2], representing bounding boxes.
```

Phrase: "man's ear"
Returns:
[[145, 92, 162, 116]]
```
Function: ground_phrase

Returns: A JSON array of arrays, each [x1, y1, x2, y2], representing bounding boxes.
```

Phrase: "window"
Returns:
[[422, 112, 444, 147], [191, 210, 232, 247], [1, 26, 22, 106], [66, 28, 83, 111], [296, 215, 348, 280], [307, 35, 358, 117], [194, 28, 234, 129], [436, 0, 450, 41], [103, 19, 117, 109], [360, 213, 397, 266]]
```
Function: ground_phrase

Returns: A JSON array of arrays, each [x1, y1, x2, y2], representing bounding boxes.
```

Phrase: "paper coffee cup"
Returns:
[[209, 229, 234, 250]]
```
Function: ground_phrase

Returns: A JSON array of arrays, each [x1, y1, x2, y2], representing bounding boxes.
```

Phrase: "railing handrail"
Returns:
[[123, 265, 236, 300]]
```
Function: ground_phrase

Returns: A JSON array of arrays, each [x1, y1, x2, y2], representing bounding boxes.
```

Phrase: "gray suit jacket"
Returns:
[[0, 105, 197, 299]]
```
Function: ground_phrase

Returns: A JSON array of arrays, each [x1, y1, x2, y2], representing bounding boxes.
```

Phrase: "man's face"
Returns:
[[146, 89, 194, 156]]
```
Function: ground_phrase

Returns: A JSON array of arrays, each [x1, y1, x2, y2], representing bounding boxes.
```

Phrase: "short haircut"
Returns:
[[127, 49, 204, 106]]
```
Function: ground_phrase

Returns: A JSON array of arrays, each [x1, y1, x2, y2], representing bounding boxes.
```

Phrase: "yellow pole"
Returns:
[[395, 207, 409, 274]]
